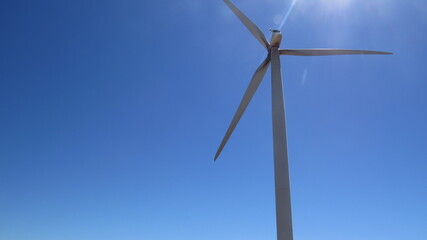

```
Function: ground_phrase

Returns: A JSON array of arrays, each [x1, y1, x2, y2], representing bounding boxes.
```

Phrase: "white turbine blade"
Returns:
[[223, 0, 270, 50], [279, 49, 393, 56], [215, 55, 271, 160]]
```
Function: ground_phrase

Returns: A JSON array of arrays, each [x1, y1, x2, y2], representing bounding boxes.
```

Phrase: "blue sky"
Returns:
[[1, 0, 426, 239]]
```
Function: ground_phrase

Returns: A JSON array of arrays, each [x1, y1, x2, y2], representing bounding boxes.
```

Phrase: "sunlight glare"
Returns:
[[319, 0, 353, 13], [278, 0, 298, 30]]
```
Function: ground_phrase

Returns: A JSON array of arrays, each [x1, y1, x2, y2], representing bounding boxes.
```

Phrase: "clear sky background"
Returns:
[[1, 0, 426, 239]]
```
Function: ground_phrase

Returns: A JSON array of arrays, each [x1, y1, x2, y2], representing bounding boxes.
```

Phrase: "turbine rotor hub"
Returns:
[[270, 29, 282, 49]]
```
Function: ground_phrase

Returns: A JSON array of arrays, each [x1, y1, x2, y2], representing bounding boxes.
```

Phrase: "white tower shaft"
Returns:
[[270, 47, 293, 240]]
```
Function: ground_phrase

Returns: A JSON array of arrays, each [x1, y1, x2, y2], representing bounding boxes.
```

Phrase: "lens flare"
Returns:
[[278, 0, 298, 30]]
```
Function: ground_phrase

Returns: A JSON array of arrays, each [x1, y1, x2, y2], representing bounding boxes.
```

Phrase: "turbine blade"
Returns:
[[223, 0, 270, 50], [215, 55, 271, 160], [279, 49, 393, 56]]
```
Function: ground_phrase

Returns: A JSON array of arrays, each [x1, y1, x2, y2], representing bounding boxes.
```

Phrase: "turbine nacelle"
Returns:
[[269, 29, 282, 49]]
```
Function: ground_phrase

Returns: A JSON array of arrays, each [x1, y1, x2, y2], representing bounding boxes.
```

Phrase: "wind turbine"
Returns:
[[214, 0, 392, 240]]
